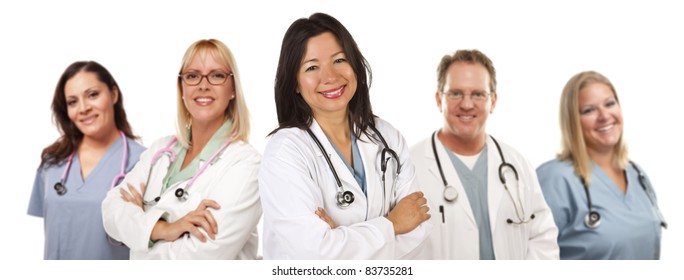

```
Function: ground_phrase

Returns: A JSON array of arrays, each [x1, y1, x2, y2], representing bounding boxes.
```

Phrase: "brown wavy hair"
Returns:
[[40, 61, 137, 167]]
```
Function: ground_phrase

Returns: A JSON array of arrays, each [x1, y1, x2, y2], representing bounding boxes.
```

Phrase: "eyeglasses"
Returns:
[[179, 71, 233, 86], [442, 90, 491, 102]]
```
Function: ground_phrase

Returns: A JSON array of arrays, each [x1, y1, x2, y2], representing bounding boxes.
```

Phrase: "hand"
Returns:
[[150, 199, 221, 242], [120, 183, 146, 209], [386, 191, 430, 235], [315, 207, 338, 229]]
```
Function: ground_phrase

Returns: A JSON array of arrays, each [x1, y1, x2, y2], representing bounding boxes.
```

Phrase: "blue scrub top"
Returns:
[[536, 159, 662, 260], [28, 137, 145, 260]]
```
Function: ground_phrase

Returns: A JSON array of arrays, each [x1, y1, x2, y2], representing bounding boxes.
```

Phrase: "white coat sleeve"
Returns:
[[101, 139, 167, 251], [384, 125, 432, 259], [259, 134, 396, 259], [521, 158, 560, 260], [147, 144, 261, 259]]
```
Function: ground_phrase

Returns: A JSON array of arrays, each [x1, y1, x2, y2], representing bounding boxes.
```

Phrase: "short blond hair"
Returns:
[[558, 71, 628, 184], [176, 39, 251, 146]]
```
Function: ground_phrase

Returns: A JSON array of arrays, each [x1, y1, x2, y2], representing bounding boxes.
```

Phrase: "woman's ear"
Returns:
[[112, 86, 120, 104]]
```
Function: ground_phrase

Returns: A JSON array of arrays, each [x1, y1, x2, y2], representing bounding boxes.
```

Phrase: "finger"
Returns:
[[187, 225, 207, 242], [119, 188, 133, 202], [406, 191, 423, 199], [416, 197, 428, 207], [128, 185, 143, 205], [197, 199, 221, 211], [189, 212, 216, 240], [203, 210, 218, 237], [139, 182, 146, 195]]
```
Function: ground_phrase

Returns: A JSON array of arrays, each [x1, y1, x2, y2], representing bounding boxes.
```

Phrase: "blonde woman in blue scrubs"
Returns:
[[536, 71, 666, 259]]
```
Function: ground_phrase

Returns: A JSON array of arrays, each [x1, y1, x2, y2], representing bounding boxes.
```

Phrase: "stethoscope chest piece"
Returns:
[[443, 185, 458, 202], [175, 188, 188, 202], [336, 190, 355, 208], [54, 182, 67, 196], [584, 210, 601, 229]]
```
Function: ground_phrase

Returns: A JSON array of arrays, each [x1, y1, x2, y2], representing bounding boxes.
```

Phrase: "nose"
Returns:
[[459, 94, 475, 110], [78, 98, 91, 114], [597, 107, 609, 121], [320, 65, 338, 83], [198, 75, 211, 90]]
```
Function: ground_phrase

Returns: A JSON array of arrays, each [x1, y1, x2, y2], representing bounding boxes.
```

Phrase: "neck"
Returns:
[[314, 112, 350, 143], [438, 129, 486, 156], [588, 147, 616, 170], [190, 119, 223, 152], [80, 128, 120, 152]]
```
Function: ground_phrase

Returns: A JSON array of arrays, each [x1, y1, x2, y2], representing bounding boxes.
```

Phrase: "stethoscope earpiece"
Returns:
[[54, 182, 67, 196], [336, 190, 355, 208], [584, 211, 601, 229]]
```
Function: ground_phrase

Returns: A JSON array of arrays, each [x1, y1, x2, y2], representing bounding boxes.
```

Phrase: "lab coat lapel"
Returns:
[[486, 135, 504, 233], [358, 130, 381, 215], [429, 133, 477, 226]]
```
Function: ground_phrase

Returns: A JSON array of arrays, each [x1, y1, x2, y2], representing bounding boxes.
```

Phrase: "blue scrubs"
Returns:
[[446, 146, 495, 260], [536, 159, 662, 259], [28, 137, 145, 259]]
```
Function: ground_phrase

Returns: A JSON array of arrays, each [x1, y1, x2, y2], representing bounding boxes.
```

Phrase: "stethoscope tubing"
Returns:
[[430, 131, 533, 224], [55, 130, 128, 195], [142, 136, 234, 206], [581, 161, 667, 229], [306, 125, 400, 212]]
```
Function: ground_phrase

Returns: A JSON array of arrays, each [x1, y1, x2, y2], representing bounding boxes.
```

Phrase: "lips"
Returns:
[[194, 97, 215, 105], [319, 86, 344, 99], [79, 115, 97, 125], [596, 123, 614, 132], [457, 114, 475, 121]]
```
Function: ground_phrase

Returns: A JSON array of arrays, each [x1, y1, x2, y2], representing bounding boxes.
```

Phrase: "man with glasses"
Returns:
[[409, 49, 559, 259]]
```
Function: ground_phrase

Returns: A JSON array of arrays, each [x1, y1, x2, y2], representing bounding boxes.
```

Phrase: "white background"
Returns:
[[1, 0, 681, 275]]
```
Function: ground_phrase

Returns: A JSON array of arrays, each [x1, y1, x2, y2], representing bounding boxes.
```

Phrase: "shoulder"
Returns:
[[488, 136, 534, 167], [536, 158, 575, 179], [147, 135, 177, 150], [224, 140, 261, 161], [372, 117, 400, 136], [125, 137, 147, 155], [264, 127, 311, 154], [371, 117, 407, 147], [409, 136, 432, 157]]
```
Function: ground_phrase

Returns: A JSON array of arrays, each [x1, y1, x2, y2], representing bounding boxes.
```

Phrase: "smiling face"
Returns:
[[180, 50, 234, 131], [437, 61, 497, 146], [578, 82, 623, 154], [64, 71, 119, 141], [296, 32, 357, 119]]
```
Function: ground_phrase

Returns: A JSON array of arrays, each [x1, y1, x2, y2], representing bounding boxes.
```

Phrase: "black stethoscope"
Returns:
[[306, 125, 400, 212], [581, 161, 668, 229], [431, 131, 535, 225], [141, 136, 234, 206], [54, 131, 128, 196]]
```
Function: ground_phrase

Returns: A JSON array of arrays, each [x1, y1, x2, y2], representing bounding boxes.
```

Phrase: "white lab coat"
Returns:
[[102, 135, 261, 259], [259, 118, 431, 259], [410, 133, 559, 259]]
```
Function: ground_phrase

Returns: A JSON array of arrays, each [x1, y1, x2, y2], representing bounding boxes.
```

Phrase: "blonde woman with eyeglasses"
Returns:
[[102, 39, 261, 259]]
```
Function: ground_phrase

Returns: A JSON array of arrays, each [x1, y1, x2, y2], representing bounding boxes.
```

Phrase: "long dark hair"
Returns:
[[41, 61, 137, 167], [271, 12, 374, 138]]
